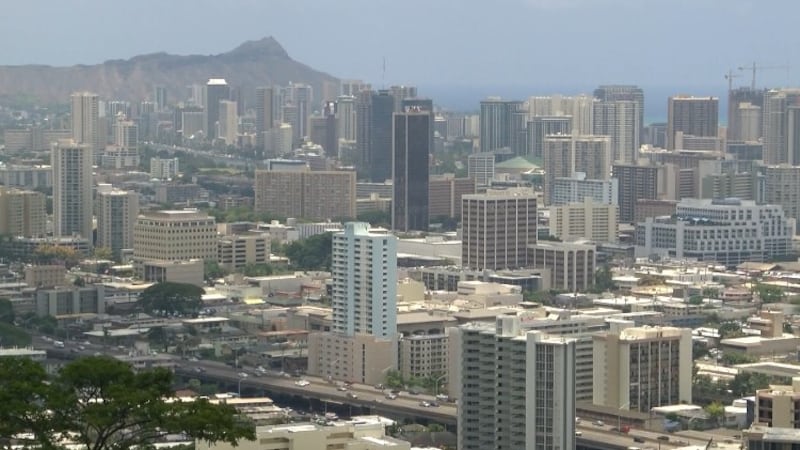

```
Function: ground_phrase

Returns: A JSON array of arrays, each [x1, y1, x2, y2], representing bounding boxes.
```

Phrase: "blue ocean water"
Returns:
[[422, 84, 730, 126]]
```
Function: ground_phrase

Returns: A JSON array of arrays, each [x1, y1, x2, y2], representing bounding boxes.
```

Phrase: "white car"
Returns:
[[295, 380, 310, 387], [238, 372, 248, 378]]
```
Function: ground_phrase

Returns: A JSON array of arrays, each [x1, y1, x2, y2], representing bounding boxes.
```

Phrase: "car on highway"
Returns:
[[295, 380, 310, 387], [419, 401, 431, 407], [575, 431, 583, 437], [238, 372, 248, 378], [337, 386, 348, 392], [346, 392, 358, 399], [407, 389, 420, 395], [594, 420, 604, 426], [385, 393, 398, 400], [374, 383, 385, 390], [429, 401, 440, 407]]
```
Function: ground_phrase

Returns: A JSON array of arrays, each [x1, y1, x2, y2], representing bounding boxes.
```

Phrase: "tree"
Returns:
[[702, 287, 720, 299], [73, 276, 86, 287], [357, 210, 391, 228], [40, 356, 254, 450], [137, 282, 205, 317], [242, 263, 274, 277], [0, 357, 55, 449], [704, 401, 725, 427], [718, 322, 745, 339], [756, 284, 785, 304], [719, 351, 756, 366], [591, 264, 617, 293], [33, 245, 80, 268], [284, 233, 333, 271], [729, 372, 771, 397], [204, 260, 228, 282], [688, 295, 703, 305], [92, 247, 113, 261]]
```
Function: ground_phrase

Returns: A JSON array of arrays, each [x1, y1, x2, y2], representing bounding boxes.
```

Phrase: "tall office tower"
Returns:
[[392, 110, 430, 232], [528, 116, 572, 158], [112, 117, 138, 150], [467, 152, 496, 186], [218, 100, 238, 145], [331, 222, 397, 337], [153, 86, 167, 112], [727, 87, 763, 141], [763, 89, 800, 165], [337, 95, 357, 142], [186, 83, 204, 107], [254, 169, 356, 221], [204, 78, 230, 140], [181, 108, 205, 140], [282, 103, 299, 146], [593, 85, 645, 133], [666, 96, 719, 150], [52, 140, 93, 242], [0, 187, 46, 237], [593, 320, 692, 412], [133, 209, 217, 262], [401, 98, 435, 156], [542, 135, 611, 205], [358, 90, 395, 182], [106, 100, 131, 121], [612, 163, 660, 223], [322, 101, 338, 156], [644, 123, 668, 147], [340, 79, 371, 96], [479, 98, 524, 152], [255, 86, 275, 153], [389, 85, 418, 112], [96, 187, 139, 260], [510, 109, 529, 156], [427, 175, 476, 219], [457, 316, 576, 450], [461, 188, 537, 270], [70, 92, 101, 160], [592, 100, 641, 164]]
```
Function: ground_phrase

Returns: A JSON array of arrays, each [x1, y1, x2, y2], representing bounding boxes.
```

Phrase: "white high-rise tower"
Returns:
[[52, 139, 93, 242]]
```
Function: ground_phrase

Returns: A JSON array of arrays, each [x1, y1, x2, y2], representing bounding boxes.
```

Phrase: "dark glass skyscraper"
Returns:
[[392, 110, 430, 232], [204, 78, 230, 141], [365, 90, 395, 182]]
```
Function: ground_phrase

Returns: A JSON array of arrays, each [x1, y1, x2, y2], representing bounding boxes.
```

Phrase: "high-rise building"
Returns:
[[428, 175, 476, 219], [254, 169, 356, 221], [613, 163, 661, 223], [762, 89, 800, 164], [356, 90, 395, 182], [593, 320, 692, 412], [543, 135, 611, 205], [392, 111, 430, 232], [340, 79, 371, 97], [70, 92, 101, 159], [456, 315, 577, 450], [289, 83, 313, 144], [550, 198, 619, 243], [666, 96, 719, 150], [152, 86, 167, 112], [462, 188, 537, 270], [727, 87, 763, 141], [96, 187, 139, 260], [133, 209, 217, 262], [757, 165, 800, 231], [467, 152, 495, 186], [307, 223, 398, 385], [593, 85, 645, 134], [389, 85, 418, 112], [551, 172, 619, 206], [204, 78, 230, 140], [528, 94, 593, 134], [331, 222, 397, 337], [52, 140, 93, 242], [0, 187, 46, 238], [480, 98, 524, 152], [336, 95, 357, 142], [150, 157, 180, 180], [592, 99, 641, 164], [527, 116, 571, 159], [218, 100, 238, 145], [255, 86, 275, 153], [529, 241, 597, 292], [112, 117, 138, 150]]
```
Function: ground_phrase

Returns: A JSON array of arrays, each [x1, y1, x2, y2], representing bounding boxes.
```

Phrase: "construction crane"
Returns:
[[725, 69, 741, 93], [738, 62, 791, 90]]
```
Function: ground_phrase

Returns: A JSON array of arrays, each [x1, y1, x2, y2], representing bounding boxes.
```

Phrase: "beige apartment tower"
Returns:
[[0, 187, 46, 237], [254, 169, 356, 221], [52, 140, 94, 242], [550, 198, 618, 243], [543, 135, 611, 205], [462, 188, 537, 270], [593, 320, 692, 412], [70, 92, 101, 157], [96, 188, 139, 260]]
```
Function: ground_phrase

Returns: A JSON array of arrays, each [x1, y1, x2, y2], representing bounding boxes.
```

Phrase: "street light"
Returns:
[[432, 374, 447, 396]]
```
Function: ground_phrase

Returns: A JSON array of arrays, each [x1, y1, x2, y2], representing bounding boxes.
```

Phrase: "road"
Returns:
[[147, 143, 252, 168], [35, 337, 734, 450]]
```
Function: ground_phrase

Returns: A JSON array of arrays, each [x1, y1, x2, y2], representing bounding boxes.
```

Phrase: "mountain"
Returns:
[[0, 37, 339, 106]]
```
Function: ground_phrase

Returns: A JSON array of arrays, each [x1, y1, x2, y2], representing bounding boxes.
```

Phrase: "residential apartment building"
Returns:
[[254, 169, 356, 221], [455, 315, 576, 450], [0, 164, 52, 189], [0, 187, 46, 237], [150, 157, 180, 180], [764, 165, 800, 232], [52, 139, 93, 241], [133, 209, 217, 262], [593, 320, 692, 412], [462, 188, 537, 270], [467, 152, 495, 186], [754, 377, 800, 428], [613, 162, 668, 223], [96, 188, 139, 260], [667, 96, 719, 150], [528, 240, 597, 292], [549, 198, 619, 243], [635, 198, 794, 267], [543, 135, 611, 205], [551, 172, 619, 206]]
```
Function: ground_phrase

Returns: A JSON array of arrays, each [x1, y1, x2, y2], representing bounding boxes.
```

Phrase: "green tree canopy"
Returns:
[[357, 210, 391, 228], [756, 284, 785, 303], [0, 356, 255, 450], [137, 282, 205, 318], [0, 298, 14, 324], [284, 233, 333, 271], [242, 263, 274, 277], [718, 321, 745, 339]]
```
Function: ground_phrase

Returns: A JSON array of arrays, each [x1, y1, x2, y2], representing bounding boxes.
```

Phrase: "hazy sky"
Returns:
[[1, 0, 797, 92]]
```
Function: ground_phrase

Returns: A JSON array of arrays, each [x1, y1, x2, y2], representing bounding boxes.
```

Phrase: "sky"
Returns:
[[0, 0, 797, 112]]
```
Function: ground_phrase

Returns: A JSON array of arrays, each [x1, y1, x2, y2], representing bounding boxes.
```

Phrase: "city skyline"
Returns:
[[0, 0, 796, 99]]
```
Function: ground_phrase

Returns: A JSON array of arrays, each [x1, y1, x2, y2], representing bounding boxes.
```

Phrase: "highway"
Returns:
[[36, 337, 734, 450]]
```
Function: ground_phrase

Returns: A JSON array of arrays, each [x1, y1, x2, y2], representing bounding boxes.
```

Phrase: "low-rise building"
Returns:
[[528, 240, 596, 292], [217, 232, 271, 272], [35, 285, 106, 318], [24, 265, 67, 288], [134, 259, 204, 287]]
